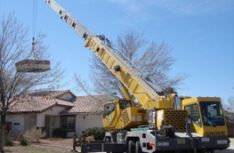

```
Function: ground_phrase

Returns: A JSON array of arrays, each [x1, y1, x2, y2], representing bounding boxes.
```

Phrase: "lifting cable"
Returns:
[[31, 0, 38, 59], [0, 0, 2, 31]]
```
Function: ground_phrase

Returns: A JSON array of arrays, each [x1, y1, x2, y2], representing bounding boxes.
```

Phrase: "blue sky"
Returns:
[[1, 0, 234, 104]]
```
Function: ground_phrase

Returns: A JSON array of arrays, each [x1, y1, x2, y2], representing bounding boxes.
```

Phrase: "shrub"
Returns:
[[52, 128, 67, 138], [85, 127, 106, 140], [19, 136, 28, 146], [24, 126, 46, 143], [4, 131, 14, 146]]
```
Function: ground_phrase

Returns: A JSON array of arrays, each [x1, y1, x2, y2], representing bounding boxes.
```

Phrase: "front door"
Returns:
[[45, 116, 50, 137]]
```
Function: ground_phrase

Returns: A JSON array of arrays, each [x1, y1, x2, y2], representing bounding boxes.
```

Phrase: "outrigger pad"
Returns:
[[15, 59, 50, 72]]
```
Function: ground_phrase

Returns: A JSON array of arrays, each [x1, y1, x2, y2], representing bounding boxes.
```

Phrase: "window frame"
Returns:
[[103, 103, 115, 118], [199, 101, 225, 126], [60, 115, 75, 132], [119, 100, 132, 109], [184, 103, 202, 127]]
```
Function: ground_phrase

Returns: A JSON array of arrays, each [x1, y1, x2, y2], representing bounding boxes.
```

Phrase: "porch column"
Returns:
[[36, 114, 45, 127]]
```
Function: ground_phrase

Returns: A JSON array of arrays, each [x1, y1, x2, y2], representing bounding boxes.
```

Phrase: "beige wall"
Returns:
[[36, 106, 66, 127], [73, 114, 104, 137], [24, 114, 37, 132], [6, 114, 24, 137], [6, 108, 104, 138]]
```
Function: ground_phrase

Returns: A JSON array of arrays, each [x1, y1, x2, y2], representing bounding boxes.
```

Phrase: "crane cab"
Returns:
[[182, 97, 228, 136], [102, 99, 147, 130]]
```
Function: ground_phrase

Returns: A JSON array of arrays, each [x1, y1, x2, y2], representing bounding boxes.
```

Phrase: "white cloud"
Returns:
[[107, 0, 234, 19]]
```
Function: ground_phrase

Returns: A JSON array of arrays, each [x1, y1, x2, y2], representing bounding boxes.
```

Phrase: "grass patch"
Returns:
[[20, 146, 48, 152], [7, 146, 63, 153]]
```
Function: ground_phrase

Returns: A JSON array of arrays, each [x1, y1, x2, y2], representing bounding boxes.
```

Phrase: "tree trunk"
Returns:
[[0, 114, 5, 153]]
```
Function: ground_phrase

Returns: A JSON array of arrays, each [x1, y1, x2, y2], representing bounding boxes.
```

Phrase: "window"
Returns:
[[119, 100, 132, 109], [103, 103, 115, 118], [185, 104, 202, 127], [200, 102, 225, 126], [60, 116, 75, 131]]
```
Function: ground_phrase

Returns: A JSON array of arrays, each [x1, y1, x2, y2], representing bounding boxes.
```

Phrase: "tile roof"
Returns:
[[28, 89, 75, 98], [7, 90, 107, 114], [8, 95, 74, 113], [60, 95, 106, 115]]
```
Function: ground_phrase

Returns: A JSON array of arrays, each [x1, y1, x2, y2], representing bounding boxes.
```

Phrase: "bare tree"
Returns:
[[163, 86, 177, 95], [0, 13, 63, 153], [87, 29, 187, 99], [227, 96, 234, 113], [223, 96, 234, 121]]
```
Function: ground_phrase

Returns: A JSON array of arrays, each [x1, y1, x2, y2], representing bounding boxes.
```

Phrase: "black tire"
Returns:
[[136, 141, 142, 153], [210, 150, 215, 153], [105, 137, 110, 142], [128, 140, 135, 153]]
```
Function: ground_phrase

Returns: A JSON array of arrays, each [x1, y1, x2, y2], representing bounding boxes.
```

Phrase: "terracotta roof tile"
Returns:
[[60, 95, 106, 114], [28, 89, 75, 98], [8, 95, 74, 113], [7, 90, 107, 114], [48, 90, 76, 98]]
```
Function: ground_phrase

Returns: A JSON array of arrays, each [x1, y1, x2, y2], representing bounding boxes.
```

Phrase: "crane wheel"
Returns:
[[127, 140, 135, 153], [135, 141, 142, 153]]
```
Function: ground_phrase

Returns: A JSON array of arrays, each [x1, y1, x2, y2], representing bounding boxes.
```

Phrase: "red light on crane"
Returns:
[[149, 143, 154, 147]]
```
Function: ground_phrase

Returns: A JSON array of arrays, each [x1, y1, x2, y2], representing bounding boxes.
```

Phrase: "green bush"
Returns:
[[19, 137, 28, 146], [85, 127, 106, 140], [52, 128, 67, 138]]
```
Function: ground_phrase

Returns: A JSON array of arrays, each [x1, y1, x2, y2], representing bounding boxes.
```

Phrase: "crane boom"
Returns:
[[45, 0, 164, 109], [44, 0, 95, 41]]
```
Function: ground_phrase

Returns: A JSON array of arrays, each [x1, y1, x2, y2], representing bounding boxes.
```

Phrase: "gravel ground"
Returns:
[[4, 138, 80, 153]]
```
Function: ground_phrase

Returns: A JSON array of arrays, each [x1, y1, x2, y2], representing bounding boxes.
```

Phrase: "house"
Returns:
[[5, 90, 105, 137]]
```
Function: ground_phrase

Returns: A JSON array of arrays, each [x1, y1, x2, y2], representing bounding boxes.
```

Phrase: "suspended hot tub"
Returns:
[[15, 59, 50, 72]]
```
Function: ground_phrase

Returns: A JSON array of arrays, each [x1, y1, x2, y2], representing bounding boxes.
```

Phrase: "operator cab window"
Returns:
[[119, 100, 132, 109], [185, 104, 202, 127], [200, 101, 225, 126], [103, 103, 115, 118]]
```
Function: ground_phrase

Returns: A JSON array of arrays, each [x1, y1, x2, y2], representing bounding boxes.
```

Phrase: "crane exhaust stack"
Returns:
[[173, 97, 182, 110]]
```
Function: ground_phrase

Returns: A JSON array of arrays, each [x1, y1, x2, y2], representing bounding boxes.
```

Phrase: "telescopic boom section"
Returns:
[[45, 0, 164, 108], [44, 0, 95, 41]]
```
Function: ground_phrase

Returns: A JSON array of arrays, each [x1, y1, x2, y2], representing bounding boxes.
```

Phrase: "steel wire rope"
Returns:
[[32, 0, 46, 73], [0, 0, 2, 36], [31, 0, 38, 59]]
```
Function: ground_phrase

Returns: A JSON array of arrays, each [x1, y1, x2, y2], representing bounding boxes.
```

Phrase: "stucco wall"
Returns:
[[36, 106, 66, 127], [6, 109, 104, 138], [24, 114, 37, 132], [75, 114, 104, 136], [6, 114, 24, 136]]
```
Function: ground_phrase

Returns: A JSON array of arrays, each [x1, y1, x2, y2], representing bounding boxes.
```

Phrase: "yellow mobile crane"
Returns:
[[45, 0, 230, 153]]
